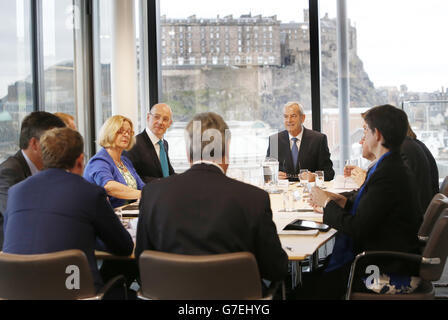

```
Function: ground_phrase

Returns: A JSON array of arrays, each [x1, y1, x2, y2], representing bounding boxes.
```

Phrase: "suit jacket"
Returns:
[[135, 163, 288, 281], [414, 139, 439, 195], [323, 152, 421, 275], [401, 137, 434, 212], [2, 168, 134, 289], [126, 130, 175, 183], [0, 150, 32, 249], [83, 148, 145, 208], [266, 128, 335, 181]]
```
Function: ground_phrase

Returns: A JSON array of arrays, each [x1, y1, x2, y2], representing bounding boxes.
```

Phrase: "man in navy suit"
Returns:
[[136, 112, 288, 283], [266, 102, 335, 181], [126, 103, 175, 183], [2, 128, 133, 290], [0, 112, 65, 249]]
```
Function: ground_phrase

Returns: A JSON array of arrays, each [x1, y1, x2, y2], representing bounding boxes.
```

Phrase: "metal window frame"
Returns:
[[30, 0, 45, 111]]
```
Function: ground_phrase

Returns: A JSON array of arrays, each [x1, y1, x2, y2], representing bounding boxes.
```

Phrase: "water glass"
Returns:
[[283, 190, 296, 212], [299, 169, 309, 186], [262, 158, 279, 189], [316, 170, 325, 187]]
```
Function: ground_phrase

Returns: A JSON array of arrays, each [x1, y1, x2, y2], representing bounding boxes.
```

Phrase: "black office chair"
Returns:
[[138, 250, 281, 300], [346, 211, 448, 300], [0, 249, 126, 300], [418, 193, 448, 244]]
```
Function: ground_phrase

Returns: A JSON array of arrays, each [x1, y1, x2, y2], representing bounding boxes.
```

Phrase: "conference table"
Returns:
[[96, 176, 357, 288]]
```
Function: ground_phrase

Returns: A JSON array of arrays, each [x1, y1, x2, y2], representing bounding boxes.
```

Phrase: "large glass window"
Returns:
[[160, 0, 312, 174], [93, 0, 149, 139], [320, 0, 448, 178], [0, 0, 33, 162], [41, 0, 77, 117]]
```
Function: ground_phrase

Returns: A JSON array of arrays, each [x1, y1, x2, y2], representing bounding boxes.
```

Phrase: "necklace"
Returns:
[[115, 160, 125, 170]]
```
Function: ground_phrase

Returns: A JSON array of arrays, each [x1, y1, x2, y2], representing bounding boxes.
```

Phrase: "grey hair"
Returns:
[[185, 112, 231, 163], [284, 101, 305, 115]]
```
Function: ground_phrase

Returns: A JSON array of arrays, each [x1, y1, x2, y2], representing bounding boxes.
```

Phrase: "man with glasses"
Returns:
[[127, 103, 175, 183]]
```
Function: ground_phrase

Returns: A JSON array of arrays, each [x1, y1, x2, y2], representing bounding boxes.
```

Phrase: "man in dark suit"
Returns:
[[126, 103, 175, 183], [2, 128, 133, 290], [401, 136, 434, 212], [0, 112, 65, 249], [407, 126, 439, 195], [135, 112, 288, 283], [266, 102, 335, 181]]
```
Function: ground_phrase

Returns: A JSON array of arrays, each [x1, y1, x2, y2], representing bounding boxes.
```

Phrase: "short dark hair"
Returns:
[[19, 112, 66, 149], [40, 128, 84, 170], [363, 104, 408, 151]]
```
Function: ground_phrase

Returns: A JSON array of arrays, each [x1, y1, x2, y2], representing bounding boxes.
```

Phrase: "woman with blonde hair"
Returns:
[[84, 115, 144, 208]]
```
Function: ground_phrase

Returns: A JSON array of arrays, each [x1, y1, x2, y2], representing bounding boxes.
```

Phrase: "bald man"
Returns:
[[266, 102, 335, 181], [126, 104, 175, 183]]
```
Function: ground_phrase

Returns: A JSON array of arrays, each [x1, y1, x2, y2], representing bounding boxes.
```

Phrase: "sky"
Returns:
[[161, 0, 448, 93], [1, 0, 447, 98]]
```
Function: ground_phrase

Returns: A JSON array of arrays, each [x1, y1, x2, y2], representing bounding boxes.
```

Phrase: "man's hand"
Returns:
[[351, 167, 367, 187], [344, 165, 356, 177], [310, 186, 329, 208], [278, 171, 288, 180]]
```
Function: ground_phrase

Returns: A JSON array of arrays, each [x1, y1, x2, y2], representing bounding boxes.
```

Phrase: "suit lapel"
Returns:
[[15, 150, 32, 178], [297, 127, 309, 171], [279, 131, 295, 173], [142, 131, 163, 176]]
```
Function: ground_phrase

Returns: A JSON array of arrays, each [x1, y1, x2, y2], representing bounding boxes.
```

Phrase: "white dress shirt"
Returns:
[[21, 150, 39, 176], [288, 127, 304, 152], [145, 128, 163, 159]]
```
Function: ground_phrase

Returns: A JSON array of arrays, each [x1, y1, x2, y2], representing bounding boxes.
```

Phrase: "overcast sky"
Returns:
[[161, 0, 448, 93]]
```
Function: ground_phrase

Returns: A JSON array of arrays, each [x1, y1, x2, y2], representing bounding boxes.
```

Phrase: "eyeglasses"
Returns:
[[150, 112, 171, 124], [117, 128, 134, 136]]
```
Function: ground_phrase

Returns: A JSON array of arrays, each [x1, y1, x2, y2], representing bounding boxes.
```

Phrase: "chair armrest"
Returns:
[[345, 251, 423, 300], [260, 280, 283, 300], [96, 275, 128, 300]]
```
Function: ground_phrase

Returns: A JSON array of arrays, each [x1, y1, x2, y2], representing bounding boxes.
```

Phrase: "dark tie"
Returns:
[[158, 140, 169, 177], [291, 137, 299, 169]]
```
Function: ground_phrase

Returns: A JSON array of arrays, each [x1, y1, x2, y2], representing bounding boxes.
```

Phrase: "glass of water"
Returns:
[[316, 170, 325, 188]]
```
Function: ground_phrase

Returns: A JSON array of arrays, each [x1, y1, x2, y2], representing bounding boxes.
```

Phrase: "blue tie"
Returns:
[[158, 140, 169, 178], [291, 137, 299, 169]]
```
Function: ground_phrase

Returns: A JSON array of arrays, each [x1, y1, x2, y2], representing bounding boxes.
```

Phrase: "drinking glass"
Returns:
[[344, 159, 360, 187], [282, 190, 296, 212], [316, 170, 325, 188], [299, 169, 309, 186], [262, 158, 279, 191]]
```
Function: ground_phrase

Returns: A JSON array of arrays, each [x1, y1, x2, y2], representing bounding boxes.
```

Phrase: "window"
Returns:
[[0, 0, 33, 162], [160, 0, 312, 172], [42, 0, 76, 115]]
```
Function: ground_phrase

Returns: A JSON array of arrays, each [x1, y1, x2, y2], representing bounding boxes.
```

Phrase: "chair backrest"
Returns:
[[441, 176, 448, 197], [0, 249, 97, 300], [138, 251, 263, 300], [418, 193, 448, 240], [420, 211, 448, 281]]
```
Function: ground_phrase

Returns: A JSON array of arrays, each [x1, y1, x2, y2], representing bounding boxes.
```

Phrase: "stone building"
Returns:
[[160, 14, 282, 67]]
